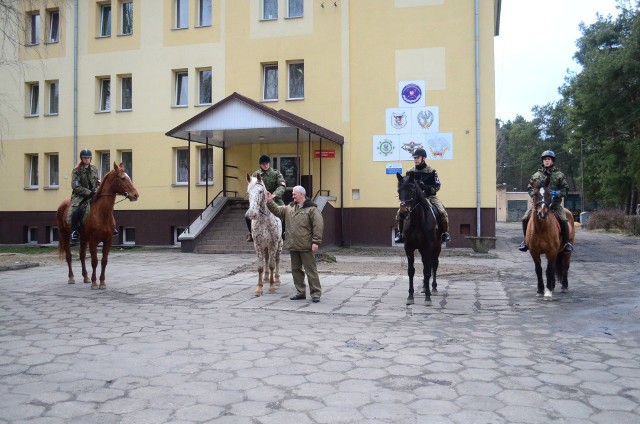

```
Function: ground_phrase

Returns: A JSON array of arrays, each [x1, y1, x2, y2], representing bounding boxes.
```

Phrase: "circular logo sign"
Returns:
[[401, 83, 422, 104]]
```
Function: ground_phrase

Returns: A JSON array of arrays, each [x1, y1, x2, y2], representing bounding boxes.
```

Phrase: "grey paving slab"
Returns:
[[1, 223, 639, 423]]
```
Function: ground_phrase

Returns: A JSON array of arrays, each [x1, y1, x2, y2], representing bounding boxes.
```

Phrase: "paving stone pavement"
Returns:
[[1, 223, 639, 423]]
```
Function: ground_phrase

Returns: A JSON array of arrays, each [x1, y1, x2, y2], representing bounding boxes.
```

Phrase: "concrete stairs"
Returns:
[[193, 201, 255, 254]]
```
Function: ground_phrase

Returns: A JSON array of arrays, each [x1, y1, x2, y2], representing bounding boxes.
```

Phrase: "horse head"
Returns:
[[97, 162, 139, 201], [397, 171, 425, 213], [531, 177, 552, 220], [246, 173, 267, 220]]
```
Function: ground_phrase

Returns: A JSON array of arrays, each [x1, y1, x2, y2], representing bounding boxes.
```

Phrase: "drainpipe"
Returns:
[[73, 0, 79, 162], [474, 0, 481, 236]]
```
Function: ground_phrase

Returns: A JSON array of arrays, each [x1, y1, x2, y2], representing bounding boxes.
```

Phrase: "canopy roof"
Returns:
[[165, 92, 344, 147]]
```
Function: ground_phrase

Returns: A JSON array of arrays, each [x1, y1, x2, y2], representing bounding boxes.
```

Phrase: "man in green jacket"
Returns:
[[266, 186, 324, 303], [246, 155, 286, 241]]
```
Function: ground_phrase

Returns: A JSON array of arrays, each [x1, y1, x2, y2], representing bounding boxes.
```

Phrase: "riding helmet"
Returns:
[[259, 155, 271, 164], [412, 148, 427, 158], [541, 150, 555, 162], [80, 148, 93, 158]]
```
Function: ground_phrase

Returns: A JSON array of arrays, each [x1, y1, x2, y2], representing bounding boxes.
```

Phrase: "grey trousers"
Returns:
[[290, 250, 322, 298]]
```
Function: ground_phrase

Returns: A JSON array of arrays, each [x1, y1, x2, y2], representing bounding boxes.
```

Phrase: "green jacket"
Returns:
[[268, 199, 324, 251], [252, 167, 286, 206], [70, 165, 99, 208], [528, 166, 569, 207]]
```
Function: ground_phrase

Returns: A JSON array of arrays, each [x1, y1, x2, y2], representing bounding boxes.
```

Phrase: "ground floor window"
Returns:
[[123, 227, 135, 245]]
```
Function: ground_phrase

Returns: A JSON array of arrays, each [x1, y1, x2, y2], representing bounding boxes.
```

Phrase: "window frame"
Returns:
[[99, 3, 112, 37], [120, 0, 133, 35], [198, 0, 212, 27], [197, 68, 212, 106], [175, 0, 189, 29], [198, 147, 213, 184], [47, 153, 59, 188], [99, 151, 111, 179], [47, 80, 59, 115], [262, 63, 278, 101], [123, 227, 136, 245], [27, 154, 39, 188], [99, 77, 111, 112], [262, 0, 278, 20], [175, 70, 188, 107], [47, 9, 60, 43], [287, 0, 303, 18], [287, 61, 304, 100], [120, 75, 132, 111], [28, 11, 40, 45], [120, 150, 133, 181], [175, 148, 189, 185], [28, 82, 40, 116]]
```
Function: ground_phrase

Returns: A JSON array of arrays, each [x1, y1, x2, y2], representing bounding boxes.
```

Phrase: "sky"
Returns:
[[494, 0, 622, 122]]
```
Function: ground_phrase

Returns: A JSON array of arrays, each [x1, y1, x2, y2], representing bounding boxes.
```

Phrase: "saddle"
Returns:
[[66, 200, 91, 226]]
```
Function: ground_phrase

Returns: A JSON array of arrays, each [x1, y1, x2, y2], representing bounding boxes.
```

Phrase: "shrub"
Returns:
[[586, 209, 626, 231], [624, 215, 640, 236]]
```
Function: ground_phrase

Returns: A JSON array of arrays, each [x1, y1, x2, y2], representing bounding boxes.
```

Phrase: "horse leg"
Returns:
[[531, 253, 544, 296], [419, 249, 432, 306], [79, 241, 91, 285], [89, 243, 99, 290], [557, 252, 570, 293], [274, 241, 282, 286], [255, 249, 265, 297], [406, 250, 415, 305], [267, 249, 277, 294], [544, 254, 556, 300], [62, 237, 75, 284], [431, 256, 439, 295], [98, 240, 112, 290]]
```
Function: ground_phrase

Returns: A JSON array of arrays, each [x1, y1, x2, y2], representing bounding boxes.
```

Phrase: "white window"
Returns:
[[47, 80, 59, 115], [198, 69, 212, 105], [262, 0, 277, 20], [176, 148, 189, 184], [199, 147, 213, 184], [28, 82, 39, 116], [27, 154, 39, 188], [47, 154, 59, 187], [288, 0, 303, 18], [99, 3, 111, 37], [288, 61, 304, 99], [120, 75, 132, 110], [47, 10, 60, 43], [175, 71, 188, 106], [123, 227, 136, 245], [99, 77, 111, 112], [263, 64, 278, 101], [176, 0, 188, 28], [120, 150, 132, 180], [198, 0, 212, 26], [28, 12, 40, 45], [99, 151, 111, 179], [121, 1, 133, 35]]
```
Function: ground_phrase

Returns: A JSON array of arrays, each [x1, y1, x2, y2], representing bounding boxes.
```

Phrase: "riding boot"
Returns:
[[518, 218, 529, 252], [439, 218, 451, 242], [561, 220, 573, 252], [394, 221, 404, 243], [245, 217, 253, 242]]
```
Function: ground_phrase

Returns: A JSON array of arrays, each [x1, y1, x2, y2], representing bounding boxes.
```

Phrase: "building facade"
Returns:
[[0, 0, 500, 247]]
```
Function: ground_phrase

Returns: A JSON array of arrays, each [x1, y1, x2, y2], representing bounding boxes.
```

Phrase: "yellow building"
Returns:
[[0, 0, 500, 247]]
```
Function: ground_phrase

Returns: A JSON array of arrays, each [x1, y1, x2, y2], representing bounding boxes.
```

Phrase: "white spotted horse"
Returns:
[[245, 173, 283, 296]]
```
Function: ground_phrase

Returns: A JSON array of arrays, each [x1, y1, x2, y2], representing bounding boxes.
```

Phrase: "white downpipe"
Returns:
[[73, 0, 78, 162], [474, 0, 481, 236]]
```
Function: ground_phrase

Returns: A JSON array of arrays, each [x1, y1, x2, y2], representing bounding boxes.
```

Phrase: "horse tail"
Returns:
[[56, 200, 71, 260]]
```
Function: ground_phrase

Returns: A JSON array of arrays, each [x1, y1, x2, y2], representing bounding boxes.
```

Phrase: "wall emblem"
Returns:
[[417, 109, 434, 129], [377, 138, 395, 156], [390, 111, 408, 130], [401, 83, 422, 104]]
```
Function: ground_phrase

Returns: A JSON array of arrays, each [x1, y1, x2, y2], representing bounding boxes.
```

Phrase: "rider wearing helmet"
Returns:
[[394, 148, 451, 244], [518, 150, 573, 253], [69, 149, 100, 241], [245, 155, 287, 242]]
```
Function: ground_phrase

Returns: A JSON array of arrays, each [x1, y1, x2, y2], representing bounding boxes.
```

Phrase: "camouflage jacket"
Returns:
[[527, 166, 569, 207], [252, 167, 286, 205], [70, 165, 99, 208], [408, 162, 441, 197]]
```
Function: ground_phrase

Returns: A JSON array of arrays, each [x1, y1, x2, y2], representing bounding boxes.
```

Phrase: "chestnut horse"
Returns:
[[525, 177, 575, 300], [245, 173, 283, 296], [396, 171, 441, 306], [56, 162, 139, 289]]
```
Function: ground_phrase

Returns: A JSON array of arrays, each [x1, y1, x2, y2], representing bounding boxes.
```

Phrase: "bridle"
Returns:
[[93, 171, 133, 204], [250, 181, 270, 216], [534, 186, 550, 219]]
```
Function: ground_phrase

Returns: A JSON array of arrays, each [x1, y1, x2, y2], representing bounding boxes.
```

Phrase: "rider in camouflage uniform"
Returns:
[[246, 155, 287, 242], [70, 149, 100, 241], [518, 150, 573, 253], [394, 148, 451, 244]]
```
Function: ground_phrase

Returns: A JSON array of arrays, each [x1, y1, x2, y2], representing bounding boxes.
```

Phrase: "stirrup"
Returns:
[[441, 232, 451, 242], [71, 231, 79, 241], [518, 241, 528, 252], [563, 243, 573, 252], [394, 234, 403, 243], [246, 233, 253, 242]]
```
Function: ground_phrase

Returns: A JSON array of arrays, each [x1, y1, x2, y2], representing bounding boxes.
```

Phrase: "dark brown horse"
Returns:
[[525, 177, 575, 300], [56, 162, 139, 289], [396, 171, 441, 305]]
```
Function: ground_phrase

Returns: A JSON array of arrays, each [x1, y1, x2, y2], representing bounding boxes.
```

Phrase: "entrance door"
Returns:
[[273, 155, 299, 204]]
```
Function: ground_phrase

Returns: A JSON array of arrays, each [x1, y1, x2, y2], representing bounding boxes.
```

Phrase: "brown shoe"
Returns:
[[290, 293, 306, 300]]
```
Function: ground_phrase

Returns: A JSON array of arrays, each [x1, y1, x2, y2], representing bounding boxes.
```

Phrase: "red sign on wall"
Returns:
[[314, 149, 335, 158]]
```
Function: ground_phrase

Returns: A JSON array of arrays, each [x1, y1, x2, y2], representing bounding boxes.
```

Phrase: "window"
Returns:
[[199, 147, 213, 184], [288, 0, 303, 18], [99, 3, 111, 37], [28, 12, 40, 45], [27, 227, 38, 244], [47, 80, 59, 115], [99, 151, 111, 179], [120, 75, 132, 110], [47, 154, 59, 187], [176, 148, 189, 184], [99, 77, 111, 112], [47, 10, 60, 43], [28, 83, 39, 116], [123, 227, 135, 245], [175, 71, 188, 106], [176, 0, 188, 28], [198, 69, 212, 105], [198, 0, 212, 26], [50, 227, 59, 244], [174, 226, 186, 245], [27, 154, 39, 188], [288, 61, 304, 99], [262, 0, 277, 20], [263, 64, 278, 101], [120, 150, 132, 180], [273, 155, 299, 188], [121, 1, 133, 35]]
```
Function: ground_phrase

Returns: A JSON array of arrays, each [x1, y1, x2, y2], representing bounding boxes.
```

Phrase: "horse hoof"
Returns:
[[268, 288, 276, 294], [68, 279, 75, 284], [431, 289, 439, 296], [424, 299, 432, 306], [544, 289, 553, 300], [420, 288, 425, 293], [561, 287, 568, 293], [91, 285, 99, 290], [99, 285, 106, 290], [536, 292, 543, 297], [84, 279, 91, 284], [406, 298, 414, 305]]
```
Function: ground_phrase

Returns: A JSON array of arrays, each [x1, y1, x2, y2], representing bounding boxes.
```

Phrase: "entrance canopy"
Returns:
[[165, 92, 344, 146]]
